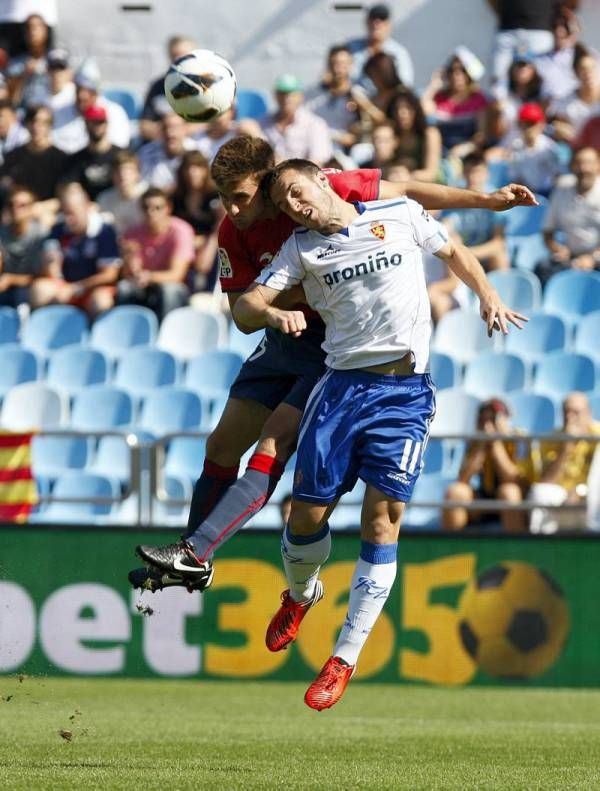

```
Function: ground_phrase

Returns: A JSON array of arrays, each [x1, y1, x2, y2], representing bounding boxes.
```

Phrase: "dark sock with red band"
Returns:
[[183, 459, 239, 539], [187, 452, 285, 560]]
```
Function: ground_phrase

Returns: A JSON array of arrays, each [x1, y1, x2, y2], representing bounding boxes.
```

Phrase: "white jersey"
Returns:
[[255, 197, 449, 372]]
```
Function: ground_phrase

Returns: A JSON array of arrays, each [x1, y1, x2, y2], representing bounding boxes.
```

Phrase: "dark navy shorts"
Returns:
[[229, 326, 326, 412], [293, 369, 436, 504]]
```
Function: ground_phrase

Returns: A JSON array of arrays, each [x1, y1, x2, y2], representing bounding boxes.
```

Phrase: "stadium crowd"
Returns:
[[0, 0, 599, 532]]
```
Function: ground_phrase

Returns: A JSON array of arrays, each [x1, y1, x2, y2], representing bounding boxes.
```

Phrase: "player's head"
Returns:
[[264, 159, 338, 231], [211, 136, 275, 229]]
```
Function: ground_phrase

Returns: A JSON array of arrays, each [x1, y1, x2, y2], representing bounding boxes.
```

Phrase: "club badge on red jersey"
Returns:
[[218, 247, 233, 278], [370, 222, 385, 241]]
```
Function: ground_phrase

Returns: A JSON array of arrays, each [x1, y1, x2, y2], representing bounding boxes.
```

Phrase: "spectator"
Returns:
[[118, 187, 193, 319], [529, 392, 600, 533], [46, 47, 77, 151], [573, 113, 600, 152], [421, 47, 488, 153], [1, 104, 67, 224], [386, 89, 442, 181], [192, 108, 237, 164], [346, 3, 414, 89], [97, 151, 147, 235], [0, 1, 56, 58], [443, 153, 509, 271], [6, 13, 51, 107], [0, 97, 28, 166], [537, 8, 583, 103], [138, 111, 198, 192], [539, 146, 600, 284], [304, 45, 360, 151], [64, 105, 122, 200], [172, 151, 222, 293], [0, 185, 44, 307], [550, 50, 600, 142], [53, 58, 131, 154], [261, 75, 333, 165], [361, 121, 398, 169], [140, 35, 197, 143], [488, 54, 544, 142], [30, 182, 120, 316], [443, 398, 535, 533], [504, 102, 561, 196], [488, 0, 560, 101]]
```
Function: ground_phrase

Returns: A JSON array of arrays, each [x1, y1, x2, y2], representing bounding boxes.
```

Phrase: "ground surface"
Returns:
[[0, 678, 599, 790]]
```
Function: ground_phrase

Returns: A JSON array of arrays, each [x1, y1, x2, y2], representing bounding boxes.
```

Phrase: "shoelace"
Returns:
[[321, 662, 346, 691]]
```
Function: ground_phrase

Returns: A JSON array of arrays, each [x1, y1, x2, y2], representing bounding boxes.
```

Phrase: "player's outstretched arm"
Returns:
[[435, 240, 529, 337], [379, 179, 538, 212], [234, 283, 307, 337]]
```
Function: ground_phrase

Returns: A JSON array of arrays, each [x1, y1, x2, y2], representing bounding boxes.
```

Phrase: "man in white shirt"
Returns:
[[232, 159, 525, 711], [137, 111, 198, 191]]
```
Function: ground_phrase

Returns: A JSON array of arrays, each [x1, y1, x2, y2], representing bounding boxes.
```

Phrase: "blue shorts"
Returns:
[[293, 369, 436, 504], [229, 326, 326, 412]]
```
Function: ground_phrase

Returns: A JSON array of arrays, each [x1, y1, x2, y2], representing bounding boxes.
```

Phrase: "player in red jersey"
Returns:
[[133, 136, 537, 590]]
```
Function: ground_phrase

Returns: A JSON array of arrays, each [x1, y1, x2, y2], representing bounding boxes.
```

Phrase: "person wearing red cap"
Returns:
[[504, 101, 562, 195], [443, 398, 536, 533], [64, 104, 122, 201]]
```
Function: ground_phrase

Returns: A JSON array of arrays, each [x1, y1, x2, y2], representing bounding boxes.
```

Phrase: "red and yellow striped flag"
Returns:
[[0, 432, 38, 522]]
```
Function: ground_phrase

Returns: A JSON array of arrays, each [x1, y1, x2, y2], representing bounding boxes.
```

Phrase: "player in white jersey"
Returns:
[[234, 159, 527, 710]]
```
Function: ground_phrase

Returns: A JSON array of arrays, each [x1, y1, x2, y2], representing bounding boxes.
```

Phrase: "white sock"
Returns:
[[334, 541, 397, 666], [281, 523, 331, 602]]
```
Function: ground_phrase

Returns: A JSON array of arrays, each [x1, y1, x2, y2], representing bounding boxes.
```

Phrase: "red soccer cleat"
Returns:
[[304, 655, 355, 711], [265, 581, 323, 652]]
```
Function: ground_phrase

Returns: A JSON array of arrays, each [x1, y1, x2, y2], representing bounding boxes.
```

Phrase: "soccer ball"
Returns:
[[164, 49, 237, 122], [457, 561, 570, 679]]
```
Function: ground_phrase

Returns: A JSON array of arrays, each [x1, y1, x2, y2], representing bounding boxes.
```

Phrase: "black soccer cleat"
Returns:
[[127, 565, 214, 594], [136, 539, 214, 586]]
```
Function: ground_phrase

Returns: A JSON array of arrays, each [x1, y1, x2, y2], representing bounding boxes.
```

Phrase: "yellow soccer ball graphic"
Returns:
[[457, 561, 570, 679]]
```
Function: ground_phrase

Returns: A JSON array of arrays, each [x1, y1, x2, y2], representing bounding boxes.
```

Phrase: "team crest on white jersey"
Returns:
[[218, 247, 233, 278], [370, 222, 385, 241]]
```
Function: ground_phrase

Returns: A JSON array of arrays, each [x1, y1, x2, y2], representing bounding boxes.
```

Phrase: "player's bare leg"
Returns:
[[266, 499, 336, 651], [136, 403, 305, 580], [305, 486, 403, 711]]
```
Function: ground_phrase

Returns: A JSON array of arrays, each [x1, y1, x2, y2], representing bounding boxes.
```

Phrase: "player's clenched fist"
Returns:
[[265, 307, 307, 337]]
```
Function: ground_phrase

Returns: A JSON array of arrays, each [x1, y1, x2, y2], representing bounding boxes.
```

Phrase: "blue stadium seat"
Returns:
[[228, 323, 264, 358], [1, 382, 66, 430], [486, 159, 509, 189], [543, 271, 600, 330], [152, 474, 193, 526], [429, 350, 459, 390], [235, 88, 269, 120], [463, 352, 526, 399], [157, 307, 228, 360], [138, 388, 202, 436], [34, 472, 120, 523], [165, 436, 207, 483], [32, 434, 89, 479], [87, 436, 132, 484], [403, 473, 452, 529], [431, 388, 480, 437], [506, 392, 557, 433], [590, 394, 600, 421], [70, 386, 133, 430], [22, 305, 88, 357], [486, 269, 542, 314], [575, 310, 600, 363], [504, 196, 548, 237], [115, 348, 178, 399], [534, 352, 596, 399], [104, 87, 141, 119], [0, 345, 38, 397], [507, 232, 548, 271], [432, 309, 498, 365], [46, 347, 108, 398], [0, 306, 19, 344], [184, 350, 244, 409], [505, 312, 566, 365], [90, 306, 158, 359]]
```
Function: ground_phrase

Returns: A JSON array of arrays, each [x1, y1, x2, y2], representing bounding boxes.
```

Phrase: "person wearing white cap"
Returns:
[[261, 74, 333, 166]]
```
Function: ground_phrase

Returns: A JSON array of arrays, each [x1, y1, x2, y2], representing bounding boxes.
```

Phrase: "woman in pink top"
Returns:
[[422, 47, 489, 154]]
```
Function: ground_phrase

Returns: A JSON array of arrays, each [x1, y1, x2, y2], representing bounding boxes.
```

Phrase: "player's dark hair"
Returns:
[[261, 159, 322, 198], [211, 136, 275, 188]]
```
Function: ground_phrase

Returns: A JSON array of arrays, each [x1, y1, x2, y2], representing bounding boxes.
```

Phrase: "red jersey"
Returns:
[[217, 168, 381, 293]]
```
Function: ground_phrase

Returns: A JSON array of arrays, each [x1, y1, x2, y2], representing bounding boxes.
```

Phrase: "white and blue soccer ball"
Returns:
[[164, 49, 237, 122]]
